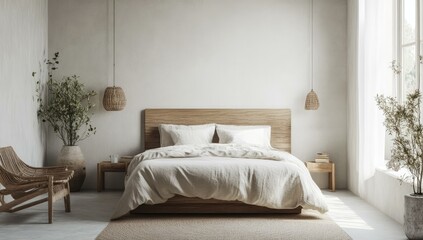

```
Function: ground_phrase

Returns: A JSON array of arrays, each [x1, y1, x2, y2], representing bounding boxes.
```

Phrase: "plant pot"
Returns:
[[57, 145, 86, 192], [404, 194, 423, 239]]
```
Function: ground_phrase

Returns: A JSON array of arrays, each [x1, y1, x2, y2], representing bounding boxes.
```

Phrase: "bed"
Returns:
[[111, 109, 327, 219]]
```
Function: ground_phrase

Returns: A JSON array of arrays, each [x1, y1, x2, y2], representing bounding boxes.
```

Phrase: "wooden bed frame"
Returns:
[[131, 109, 301, 214]]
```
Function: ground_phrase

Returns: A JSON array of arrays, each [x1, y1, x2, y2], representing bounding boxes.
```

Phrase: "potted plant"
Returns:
[[376, 90, 423, 239], [35, 52, 96, 192]]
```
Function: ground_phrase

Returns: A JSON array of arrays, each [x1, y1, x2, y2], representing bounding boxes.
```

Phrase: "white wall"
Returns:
[[48, 0, 347, 190], [347, 0, 358, 197], [0, 0, 48, 166], [367, 170, 412, 224]]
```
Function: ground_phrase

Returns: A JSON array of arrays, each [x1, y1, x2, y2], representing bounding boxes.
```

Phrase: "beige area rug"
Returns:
[[96, 210, 351, 240]]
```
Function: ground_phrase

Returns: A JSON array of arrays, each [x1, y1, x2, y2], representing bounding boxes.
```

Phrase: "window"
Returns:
[[394, 0, 422, 101], [385, 0, 422, 162]]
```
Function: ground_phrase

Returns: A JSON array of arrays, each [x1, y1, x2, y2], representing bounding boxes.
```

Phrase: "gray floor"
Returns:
[[0, 190, 405, 240], [324, 191, 406, 240]]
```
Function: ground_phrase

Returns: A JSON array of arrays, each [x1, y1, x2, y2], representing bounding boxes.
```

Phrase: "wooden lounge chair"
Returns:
[[0, 146, 74, 223]]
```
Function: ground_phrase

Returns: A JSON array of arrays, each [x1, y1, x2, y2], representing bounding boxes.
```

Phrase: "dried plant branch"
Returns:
[[34, 52, 96, 146], [376, 90, 423, 195]]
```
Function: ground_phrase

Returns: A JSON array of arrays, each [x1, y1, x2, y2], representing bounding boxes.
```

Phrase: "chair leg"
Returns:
[[64, 195, 70, 212], [64, 182, 71, 212], [48, 176, 53, 224]]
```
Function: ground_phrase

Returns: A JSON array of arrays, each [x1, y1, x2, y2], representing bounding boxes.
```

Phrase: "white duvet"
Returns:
[[111, 144, 328, 219]]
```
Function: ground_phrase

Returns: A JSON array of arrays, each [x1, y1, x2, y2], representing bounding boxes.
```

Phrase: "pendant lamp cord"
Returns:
[[310, 0, 313, 90], [113, 0, 116, 88]]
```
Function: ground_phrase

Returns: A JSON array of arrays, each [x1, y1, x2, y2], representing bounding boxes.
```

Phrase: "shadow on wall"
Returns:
[[140, 110, 145, 152]]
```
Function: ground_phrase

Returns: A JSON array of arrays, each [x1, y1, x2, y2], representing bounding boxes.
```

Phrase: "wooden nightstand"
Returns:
[[97, 161, 129, 192], [305, 161, 336, 191]]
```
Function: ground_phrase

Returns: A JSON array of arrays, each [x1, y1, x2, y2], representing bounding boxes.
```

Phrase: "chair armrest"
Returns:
[[31, 165, 70, 172], [0, 175, 60, 196], [3, 170, 62, 184], [1, 173, 69, 194], [30, 171, 74, 183], [0, 172, 49, 193], [0, 181, 48, 195], [47, 170, 74, 182], [31, 166, 74, 179], [9, 172, 49, 182], [18, 171, 73, 184]]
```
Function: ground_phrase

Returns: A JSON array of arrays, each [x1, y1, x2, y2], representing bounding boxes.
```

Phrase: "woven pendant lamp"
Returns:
[[103, 0, 126, 111], [305, 0, 320, 110], [305, 89, 319, 110], [103, 86, 126, 111]]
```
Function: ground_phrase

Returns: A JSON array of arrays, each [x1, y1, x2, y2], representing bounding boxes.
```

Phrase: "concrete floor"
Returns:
[[324, 191, 406, 240], [0, 190, 406, 240]]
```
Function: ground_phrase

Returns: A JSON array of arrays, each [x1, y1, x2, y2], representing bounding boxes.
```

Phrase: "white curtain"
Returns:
[[348, 0, 393, 198]]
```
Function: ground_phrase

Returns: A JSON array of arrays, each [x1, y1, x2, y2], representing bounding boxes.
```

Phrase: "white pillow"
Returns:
[[159, 124, 215, 147], [169, 127, 215, 146], [216, 124, 272, 148]]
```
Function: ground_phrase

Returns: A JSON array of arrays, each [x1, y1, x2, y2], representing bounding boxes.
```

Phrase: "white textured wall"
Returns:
[[366, 170, 412, 224], [0, 0, 48, 166], [48, 0, 347, 190], [347, 0, 358, 197]]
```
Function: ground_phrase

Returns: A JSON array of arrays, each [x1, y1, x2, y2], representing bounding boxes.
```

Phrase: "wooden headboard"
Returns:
[[144, 109, 291, 152]]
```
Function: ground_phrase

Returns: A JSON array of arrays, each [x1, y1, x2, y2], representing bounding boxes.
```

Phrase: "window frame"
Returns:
[[394, 0, 422, 102], [385, 0, 422, 162]]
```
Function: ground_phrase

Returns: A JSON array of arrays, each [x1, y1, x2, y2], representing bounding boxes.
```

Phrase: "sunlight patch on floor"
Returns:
[[325, 194, 374, 230]]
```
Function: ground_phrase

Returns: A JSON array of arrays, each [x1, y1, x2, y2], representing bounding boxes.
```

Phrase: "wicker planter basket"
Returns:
[[103, 86, 126, 111]]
